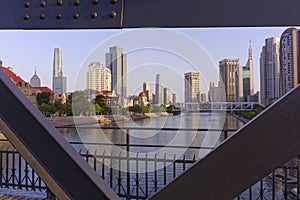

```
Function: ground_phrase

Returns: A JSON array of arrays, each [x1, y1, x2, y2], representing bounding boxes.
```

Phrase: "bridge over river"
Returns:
[[173, 102, 262, 112]]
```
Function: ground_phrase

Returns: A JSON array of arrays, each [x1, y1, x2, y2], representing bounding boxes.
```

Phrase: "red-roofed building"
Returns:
[[1, 66, 55, 105]]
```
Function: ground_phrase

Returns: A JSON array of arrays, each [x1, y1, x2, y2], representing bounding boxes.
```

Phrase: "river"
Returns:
[[60, 112, 243, 160]]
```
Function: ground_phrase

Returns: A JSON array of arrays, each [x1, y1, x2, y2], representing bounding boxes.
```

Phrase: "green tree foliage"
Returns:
[[36, 92, 50, 105], [72, 91, 92, 116], [39, 103, 56, 117]]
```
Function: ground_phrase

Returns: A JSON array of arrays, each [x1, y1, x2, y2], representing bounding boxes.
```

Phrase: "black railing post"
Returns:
[[272, 171, 275, 200], [163, 153, 166, 185], [118, 151, 122, 195], [173, 154, 176, 178], [145, 153, 148, 199], [284, 165, 288, 200], [18, 153, 22, 189], [110, 151, 113, 189], [135, 153, 139, 199], [154, 153, 158, 192], [102, 151, 105, 180], [126, 129, 130, 199]]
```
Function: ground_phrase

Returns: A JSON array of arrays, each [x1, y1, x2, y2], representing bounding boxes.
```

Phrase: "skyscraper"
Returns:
[[184, 72, 200, 102], [260, 37, 280, 105], [30, 69, 41, 87], [236, 43, 255, 101], [143, 82, 153, 103], [86, 62, 111, 92], [53, 48, 67, 94], [106, 46, 127, 97], [155, 74, 163, 105], [219, 59, 239, 102], [172, 93, 177, 103], [280, 28, 300, 96], [163, 87, 171, 104]]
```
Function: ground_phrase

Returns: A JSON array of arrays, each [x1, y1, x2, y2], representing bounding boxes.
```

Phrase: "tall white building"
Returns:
[[184, 72, 200, 102], [260, 37, 280, 105], [280, 28, 300, 96], [106, 46, 127, 97], [86, 62, 111, 92], [155, 74, 163, 105], [53, 48, 67, 94]]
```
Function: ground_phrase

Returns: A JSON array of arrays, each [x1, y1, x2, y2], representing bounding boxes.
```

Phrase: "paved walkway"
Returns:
[[0, 194, 43, 199]]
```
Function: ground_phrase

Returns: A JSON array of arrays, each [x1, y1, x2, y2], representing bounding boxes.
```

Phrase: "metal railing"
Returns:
[[0, 126, 299, 199], [0, 148, 47, 192]]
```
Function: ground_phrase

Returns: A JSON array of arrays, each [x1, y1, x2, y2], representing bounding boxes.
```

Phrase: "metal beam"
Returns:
[[150, 84, 300, 199], [0, 70, 119, 199], [123, 0, 300, 27], [0, 0, 300, 29]]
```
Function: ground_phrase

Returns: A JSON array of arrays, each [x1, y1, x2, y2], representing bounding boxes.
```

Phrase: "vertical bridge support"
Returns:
[[150, 85, 300, 199], [0, 69, 119, 198]]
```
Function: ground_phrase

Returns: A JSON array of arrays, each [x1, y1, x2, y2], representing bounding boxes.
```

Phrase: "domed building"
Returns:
[[138, 91, 148, 106], [30, 70, 41, 87]]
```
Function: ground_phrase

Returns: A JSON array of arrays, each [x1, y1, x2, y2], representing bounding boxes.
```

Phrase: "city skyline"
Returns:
[[0, 27, 298, 100]]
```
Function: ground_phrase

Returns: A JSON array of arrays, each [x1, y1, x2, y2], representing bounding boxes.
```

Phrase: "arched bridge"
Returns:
[[173, 102, 262, 112]]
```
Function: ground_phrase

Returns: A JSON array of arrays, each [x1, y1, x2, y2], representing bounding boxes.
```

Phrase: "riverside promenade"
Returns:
[[48, 112, 173, 126]]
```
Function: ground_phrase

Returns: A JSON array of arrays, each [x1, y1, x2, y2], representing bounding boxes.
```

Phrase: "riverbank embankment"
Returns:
[[48, 112, 173, 126]]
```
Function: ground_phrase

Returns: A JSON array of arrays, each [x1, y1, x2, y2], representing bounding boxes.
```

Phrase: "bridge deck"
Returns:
[[0, 194, 42, 200]]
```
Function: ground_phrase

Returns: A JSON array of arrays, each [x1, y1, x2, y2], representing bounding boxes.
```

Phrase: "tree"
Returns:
[[93, 94, 107, 107], [72, 91, 92, 116], [54, 100, 66, 116], [39, 103, 56, 117], [95, 103, 102, 115], [36, 92, 50, 105]]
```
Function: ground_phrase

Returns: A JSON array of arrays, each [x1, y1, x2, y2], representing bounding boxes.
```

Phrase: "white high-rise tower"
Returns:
[[260, 37, 280, 105], [53, 48, 67, 94]]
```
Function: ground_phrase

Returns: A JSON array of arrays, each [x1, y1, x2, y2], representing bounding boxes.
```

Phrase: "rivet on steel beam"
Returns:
[[111, 0, 117, 4], [73, 13, 80, 19], [110, 11, 117, 18], [57, 0, 63, 6], [24, 14, 30, 21], [56, 13, 62, 20], [40, 13, 46, 20], [91, 12, 98, 19], [24, 2, 31, 8], [74, 0, 80, 6], [92, 0, 99, 5], [40, 0, 47, 7]]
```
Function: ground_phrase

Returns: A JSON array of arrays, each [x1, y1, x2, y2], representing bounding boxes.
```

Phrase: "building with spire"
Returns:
[[260, 37, 280, 105], [236, 41, 255, 101], [105, 46, 127, 97], [30, 69, 41, 87], [53, 48, 67, 95]]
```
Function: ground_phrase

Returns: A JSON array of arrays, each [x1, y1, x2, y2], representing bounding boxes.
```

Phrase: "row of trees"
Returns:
[[36, 91, 176, 117]]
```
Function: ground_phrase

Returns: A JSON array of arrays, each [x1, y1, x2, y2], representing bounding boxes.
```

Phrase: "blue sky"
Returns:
[[0, 27, 293, 101]]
